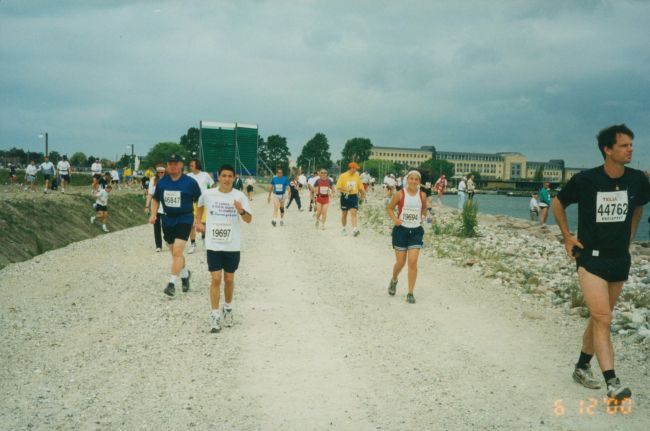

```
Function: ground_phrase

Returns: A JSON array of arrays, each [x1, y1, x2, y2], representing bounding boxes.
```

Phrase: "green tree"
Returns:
[[259, 134, 290, 174], [468, 171, 482, 181], [48, 151, 61, 163], [419, 158, 455, 182], [297, 133, 332, 172], [144, 142, 188, 167], [341, 137, 373, 165], [69, 152, 87, 167], [117, 153, 131, 168], [534, 164, 545, 181], [180, 127, 200, 156]]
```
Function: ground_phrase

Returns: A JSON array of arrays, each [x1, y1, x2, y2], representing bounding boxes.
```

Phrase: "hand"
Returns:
[[144, 207, 150, 214], [148, 215, 157, 225], [394, 220, 402, 227], [195, 223, 205, 233], [563, 235, 584, 259], [233, 199, 243, 212], [267, 196, 271, 204]]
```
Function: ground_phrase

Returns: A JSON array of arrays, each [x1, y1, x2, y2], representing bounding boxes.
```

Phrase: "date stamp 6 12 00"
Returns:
[[553, 398, 633, 416]]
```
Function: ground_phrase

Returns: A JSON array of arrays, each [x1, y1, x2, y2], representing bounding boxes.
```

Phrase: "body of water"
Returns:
[[437, 193, 650, 242]]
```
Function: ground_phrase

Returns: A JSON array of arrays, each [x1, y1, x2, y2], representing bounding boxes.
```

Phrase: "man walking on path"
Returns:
[[56, 155, 71, 193], [187, 159, 214, 254], [40, 156, 55, 193], [149, 154, 202, 297], [552, 124, 650, 403], [539, 181, 551, 226], [336, 162, 366, 236], [267, 167, 290, 227], [24, 160, 39, 192], [195, 164, 252, 333], [434, 174, 447, 207], [457, 176, 467, 209]]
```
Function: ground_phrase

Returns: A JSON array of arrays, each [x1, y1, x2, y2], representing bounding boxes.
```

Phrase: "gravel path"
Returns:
[[1, 191, 648, 430]]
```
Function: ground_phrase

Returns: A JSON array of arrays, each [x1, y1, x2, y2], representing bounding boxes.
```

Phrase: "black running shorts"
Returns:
[[95, 204, 107, 212], [576, 253, 631, 283], [162, 223, 192, 245], [207, 250, 241, 273], [340, 194, 359, 211], [392, 225, 424, 251]]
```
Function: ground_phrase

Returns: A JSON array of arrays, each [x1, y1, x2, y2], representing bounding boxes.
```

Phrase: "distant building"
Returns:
[[368, 145, 583, 182]]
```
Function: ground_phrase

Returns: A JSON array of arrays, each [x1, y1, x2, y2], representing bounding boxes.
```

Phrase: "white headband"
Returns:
[[406, 170, 421, 180]]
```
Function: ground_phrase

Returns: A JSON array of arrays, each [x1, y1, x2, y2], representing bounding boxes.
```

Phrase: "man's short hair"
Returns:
[[190, 159, 202, 170], [218, 164, 236, 176], [597, 124, 634, 159]]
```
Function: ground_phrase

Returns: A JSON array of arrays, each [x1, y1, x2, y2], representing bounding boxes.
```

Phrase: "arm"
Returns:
[[267, 184, 273, 202], [629, 206, 644, 246], [552, 197, 582, 258], [149, 198, 159, 224], [194, 205, 205, 233], [233, 200, 252, 224], [145, 190, 152, 213], [386, 191, 402, 226]]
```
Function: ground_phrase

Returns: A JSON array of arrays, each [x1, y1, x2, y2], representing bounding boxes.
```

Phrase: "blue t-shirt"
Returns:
[[154, 174, 202, 226], [271, 176, 289, 195]]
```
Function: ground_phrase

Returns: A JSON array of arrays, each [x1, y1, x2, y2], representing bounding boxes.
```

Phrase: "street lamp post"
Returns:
[[39, 132, 48, 156], [126, 144, 134, 172]]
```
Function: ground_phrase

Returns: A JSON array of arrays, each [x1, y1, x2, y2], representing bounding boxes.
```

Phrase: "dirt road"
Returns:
[[1, 192, 648, 430]]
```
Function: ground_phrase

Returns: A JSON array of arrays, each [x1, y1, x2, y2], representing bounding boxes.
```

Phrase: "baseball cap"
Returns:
[[348, 162, 360, 170], [167, 153, 182, 163]]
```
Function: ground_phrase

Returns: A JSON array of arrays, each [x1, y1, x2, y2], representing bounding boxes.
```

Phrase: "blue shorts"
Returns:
[[340, 194, 359, 211], [392, 225, 424, 251]]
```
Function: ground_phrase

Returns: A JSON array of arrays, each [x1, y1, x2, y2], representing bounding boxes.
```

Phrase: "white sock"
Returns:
[[102, 224, 107, 228], [170, 275, 178, 284], [223, 303, 232, 311], [181, 267, 189, 278], [210, 309, 220, 317]]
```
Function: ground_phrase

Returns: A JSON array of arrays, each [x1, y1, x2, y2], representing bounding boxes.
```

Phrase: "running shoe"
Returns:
[[187, 243, 196, 254], [271, 220, 277, 227], [155, 248, 162, 252], [342, 228, 347, 236], [164, 282, 175, 297], [223, 308, 234, 327], [353, 229, 360, 237], [181, 270, 191, 292], [572, 364, 601, 389], [102, 225, 109, 233], [90, 216, 95, 224], [388, 279, 397, 296], [280, 220, 284, 226], [315, 220, 320, 228], [209, 312, 221, 333], [606, 378, 631, 401], [406, 293, 416, 304]]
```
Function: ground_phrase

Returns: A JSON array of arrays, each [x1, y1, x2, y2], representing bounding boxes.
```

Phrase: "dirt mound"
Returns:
[[0, 189, 147, 268]]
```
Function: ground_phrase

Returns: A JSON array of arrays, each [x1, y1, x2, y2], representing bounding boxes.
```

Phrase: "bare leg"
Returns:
[[224, 272, 235, 303], [341, 210, 348, 227], [407, 248, 420, 294], [320, 203, 330, 226], [350, 208, 358, 229], [170, 240, 187, 276], [210, 271, 222, 310], [392, 250, 407, 281]]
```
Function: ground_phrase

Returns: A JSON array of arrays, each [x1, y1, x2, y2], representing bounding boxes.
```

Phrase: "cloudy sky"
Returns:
[[1, 0, 649, 168]]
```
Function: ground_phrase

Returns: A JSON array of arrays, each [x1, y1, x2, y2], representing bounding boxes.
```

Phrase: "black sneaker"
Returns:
[[164, 282, 175, 297], [606, 377, 631, 401], [388, 279, 397, 296], [182, 270, 191, 292], [406, 293, 416, 304]]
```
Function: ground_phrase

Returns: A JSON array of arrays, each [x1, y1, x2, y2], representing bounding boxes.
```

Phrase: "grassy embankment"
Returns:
[[0, 177, 148, 269]]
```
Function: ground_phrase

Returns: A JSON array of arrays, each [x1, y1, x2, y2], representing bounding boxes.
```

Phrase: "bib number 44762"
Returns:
[[596, 190, 628, 223]]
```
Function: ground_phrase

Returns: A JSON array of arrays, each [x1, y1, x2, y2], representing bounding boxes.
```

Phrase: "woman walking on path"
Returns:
[[286, 174, 303, 211], [386, 170, 427, 304], [312, 168, 336, 229], [145, 165, 166, 252]]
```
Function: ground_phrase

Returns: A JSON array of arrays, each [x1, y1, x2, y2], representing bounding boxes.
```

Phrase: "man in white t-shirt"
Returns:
[[56, 155, 72, 193], [91, 158, 102, 191], [195, 164, 252, 333], [90, 184, 112, 232], [307, 172, 319, 212], [40, 156, 55, 193], [25, 160, 39, 192], [187, 159, 215, 253], [457, 177, 467, 209]]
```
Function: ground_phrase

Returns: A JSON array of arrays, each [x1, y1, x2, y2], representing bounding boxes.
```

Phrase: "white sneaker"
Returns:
[[209, 312, 221, 333], [222, 307, 234, 327], [187, 244, 196, 254], [342, 228, 347, 236], [102, 225, 109, 233], [90, 216, 95, 224], [155, 248, 162, 252], [315, 220, 320, 228], [280, 220, 284, 226]]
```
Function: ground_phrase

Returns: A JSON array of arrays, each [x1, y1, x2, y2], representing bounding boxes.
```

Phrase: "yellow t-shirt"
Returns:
[[336, 172, 363, 195]]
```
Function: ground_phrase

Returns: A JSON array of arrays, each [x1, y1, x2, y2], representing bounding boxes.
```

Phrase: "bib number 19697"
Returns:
[[210, 223, 233, 243]]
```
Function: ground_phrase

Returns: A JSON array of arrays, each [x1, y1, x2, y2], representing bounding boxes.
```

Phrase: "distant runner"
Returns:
[[386, 170, 427, 304], [434, 174, 447, 207], [149, 154, 201, 297], [57, 155, 71, 193], [312, 168, 336, 230], [40, 156, 55, 193], [187, 159, 214, 254], [267, 167, 290, 227], [91, 158, 102, 191], [245, 176, 256, 201], [24, 160, 38, 192], [90, 184, 112, 232], [552, 124, 650, 403], [195, 164, 252, 333], [336, 162, 366, 236], [145, 165, 166, 252]]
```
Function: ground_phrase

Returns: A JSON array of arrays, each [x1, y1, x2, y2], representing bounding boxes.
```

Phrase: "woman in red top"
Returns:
[[312, 168, 336, 230]]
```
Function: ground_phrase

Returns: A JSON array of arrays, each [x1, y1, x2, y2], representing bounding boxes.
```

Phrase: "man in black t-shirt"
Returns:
[[553, 124, 650, 403]]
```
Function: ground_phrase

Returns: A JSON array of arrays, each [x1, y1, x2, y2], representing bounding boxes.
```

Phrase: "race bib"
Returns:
[[596, 190, 628, 223], [347, 181, 356, 192], [400, 207, 421, 225], [163, 190, 181, 208], [319, 186, 329, 195], [274, 183, 284, 192], [209, 221, 233, 243]]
